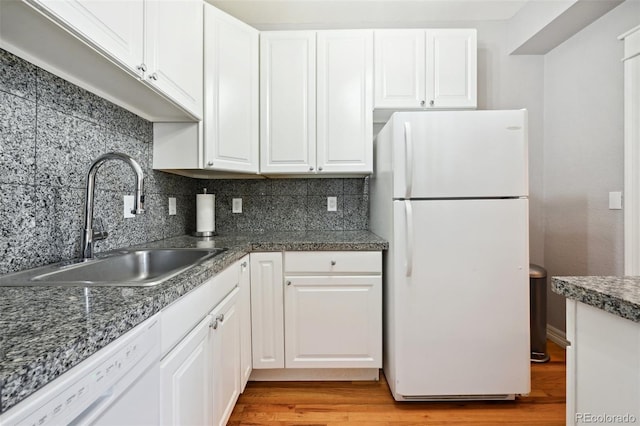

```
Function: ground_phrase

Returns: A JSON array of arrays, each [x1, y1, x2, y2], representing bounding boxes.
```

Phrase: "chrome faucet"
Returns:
[[81, 152, 145, 259]]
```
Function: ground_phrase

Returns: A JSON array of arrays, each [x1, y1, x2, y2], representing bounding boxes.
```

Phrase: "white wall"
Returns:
[[543, 0, 640, 331]]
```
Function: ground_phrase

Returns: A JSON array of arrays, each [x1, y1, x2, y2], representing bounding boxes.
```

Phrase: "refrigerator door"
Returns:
[[392, 198, 530, 398], [391, 110, 528, 199]]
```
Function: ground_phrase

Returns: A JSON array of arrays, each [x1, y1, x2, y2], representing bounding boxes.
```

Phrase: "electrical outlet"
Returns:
[[123, 195, 135, 219], [609, 191, 622, 210], [168, 197, 177, 215], [327, 196, 337, 212], [232, 198, 243, 213]]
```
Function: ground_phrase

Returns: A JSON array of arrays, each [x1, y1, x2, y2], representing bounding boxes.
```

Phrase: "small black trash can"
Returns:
[[530, 264, 550, 363]]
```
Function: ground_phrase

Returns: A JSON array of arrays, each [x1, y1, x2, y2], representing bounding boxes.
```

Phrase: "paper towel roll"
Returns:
[[196, 193, 215, 233]]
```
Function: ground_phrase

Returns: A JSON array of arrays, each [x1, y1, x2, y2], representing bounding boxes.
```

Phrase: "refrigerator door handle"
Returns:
[[405, 200, 414, 277], [404, 122, 414, 199]]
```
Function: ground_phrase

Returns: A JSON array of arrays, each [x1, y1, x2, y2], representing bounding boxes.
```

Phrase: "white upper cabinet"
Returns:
[[31, 0, 144, 76], [316, 30, 373, 174], [203, 4, 259, 173], [260, 30, 373, 175], [260, 31, 317, 174], [375, 29, 477, 109], [4, 0, 203, 120], [144, 0, 203, 118], [374, 30, 426, 109], [153, 4, 259, 175]]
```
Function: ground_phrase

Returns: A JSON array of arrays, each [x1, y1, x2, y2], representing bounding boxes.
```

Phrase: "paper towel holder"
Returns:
[[193, 188, 217, 238]]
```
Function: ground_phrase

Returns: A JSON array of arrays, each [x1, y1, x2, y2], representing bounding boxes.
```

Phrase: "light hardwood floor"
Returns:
[[229, 341, 565, 425]]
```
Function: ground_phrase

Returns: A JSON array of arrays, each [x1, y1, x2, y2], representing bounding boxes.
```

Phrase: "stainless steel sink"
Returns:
[[0, 248, 227, 287]]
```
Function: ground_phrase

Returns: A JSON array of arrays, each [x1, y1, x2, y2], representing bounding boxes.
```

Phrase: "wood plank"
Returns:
[[229, 340, 565, 425]]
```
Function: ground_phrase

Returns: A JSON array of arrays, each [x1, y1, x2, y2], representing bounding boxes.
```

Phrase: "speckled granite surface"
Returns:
[[0, 231, 386, 413], [552, 276, 640, 323]]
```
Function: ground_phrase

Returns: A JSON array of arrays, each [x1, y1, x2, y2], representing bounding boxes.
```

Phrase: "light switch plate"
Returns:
[[609, 191, 622, 210], [327, 196, 337, 212], [123, 195, 135, 219], [168, 197, 177, 215], [232, 198, 243, 213]]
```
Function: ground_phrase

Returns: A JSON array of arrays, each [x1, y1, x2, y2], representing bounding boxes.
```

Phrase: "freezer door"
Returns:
[[392, 110, 528, 199], [392, 198, 530, 397]]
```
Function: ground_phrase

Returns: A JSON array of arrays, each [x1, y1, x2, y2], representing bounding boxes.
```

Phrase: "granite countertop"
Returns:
[[0, 231, 387, 414], [552, 276, 640, 323]]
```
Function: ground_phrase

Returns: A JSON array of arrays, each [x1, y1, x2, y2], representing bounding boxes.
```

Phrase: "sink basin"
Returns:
[[0, 248, 227, 287]]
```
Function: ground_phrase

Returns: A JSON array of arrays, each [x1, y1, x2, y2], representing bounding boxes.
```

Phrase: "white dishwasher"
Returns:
[[0, 314, 161, 426]]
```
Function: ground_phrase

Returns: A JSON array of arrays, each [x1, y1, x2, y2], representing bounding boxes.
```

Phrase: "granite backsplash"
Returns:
[[0, 48, 195, 275], [0, 48, 369, 275], [203, 178, 369, 234]]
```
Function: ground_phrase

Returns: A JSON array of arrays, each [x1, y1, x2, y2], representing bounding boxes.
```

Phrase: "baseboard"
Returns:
[[250, 368, 380, 381], [547, 324, 569, 348]]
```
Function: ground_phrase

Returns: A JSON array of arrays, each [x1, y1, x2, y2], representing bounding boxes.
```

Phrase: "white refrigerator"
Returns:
[[370, 110, 530, 401]]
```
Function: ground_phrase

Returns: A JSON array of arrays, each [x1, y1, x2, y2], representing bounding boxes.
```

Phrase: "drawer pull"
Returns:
[[330, 260, 336, 266], [286, 280, 292, 286]]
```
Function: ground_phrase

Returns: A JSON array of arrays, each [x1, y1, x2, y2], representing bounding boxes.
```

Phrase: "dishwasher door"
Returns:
[[0, 315, 161, 426], [85, 360, 159, 426]]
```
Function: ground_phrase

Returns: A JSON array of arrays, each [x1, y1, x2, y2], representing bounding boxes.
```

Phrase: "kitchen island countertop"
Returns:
[[552, 275, 640, 323], [0, 231, 387, 413]]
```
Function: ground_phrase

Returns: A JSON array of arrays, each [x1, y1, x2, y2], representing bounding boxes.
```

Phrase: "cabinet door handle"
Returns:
[[318, 167, 323, 171], [420, 100, 425, 107], [210, 320, 218, 330], [149, 73, 159, 81], [429, 100, 434, 106], [136, 63, 147, 72], [207, 161, 214, 166], [216, 314, 225, 322], [330, 260, 336, 266], [286, 280, 291, 286], [309, 166, 314, 171], [241, 261, 247, 268]]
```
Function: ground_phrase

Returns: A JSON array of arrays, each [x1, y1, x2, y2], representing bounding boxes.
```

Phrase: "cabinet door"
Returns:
[[566, 300, 640, 426], [210, 288, 241, 426], [284, 275, 382, 368], [250, 252, 285, 368], [260, 31, 316, 174], [317, 30, 373, 174], [374, 30, 425, 108], [160, 315, 211, 426], [426, 29, 477, 109], [32, 0, 144, 76], [144, 0, 203, 119], [238, 256, 252, 391], [203, 5, 259, 173]]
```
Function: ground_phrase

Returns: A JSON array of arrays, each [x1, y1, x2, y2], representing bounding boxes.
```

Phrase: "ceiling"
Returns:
[[208, 0, 530, 29]]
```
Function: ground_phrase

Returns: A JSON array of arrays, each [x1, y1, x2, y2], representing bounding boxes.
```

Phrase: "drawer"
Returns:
[[284, 251, 381, 274]]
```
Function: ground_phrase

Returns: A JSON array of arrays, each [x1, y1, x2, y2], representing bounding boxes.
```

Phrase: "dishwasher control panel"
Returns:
[[1, 315, 160, 426]]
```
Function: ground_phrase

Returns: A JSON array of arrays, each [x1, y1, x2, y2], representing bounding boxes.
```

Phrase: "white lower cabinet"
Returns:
[[250, 252, 285, 368], [285, 275, 382, 368], [251, 251, 382, 374], [211, 288, 241, 426], [160, 260, 244, 426], [565, 300, 640, 426], [239, 255, 253, 390], [160, 315, 211, 425]]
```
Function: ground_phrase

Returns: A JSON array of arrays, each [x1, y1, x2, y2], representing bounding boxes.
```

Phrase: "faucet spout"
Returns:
[[81, 152, 145, 259]]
